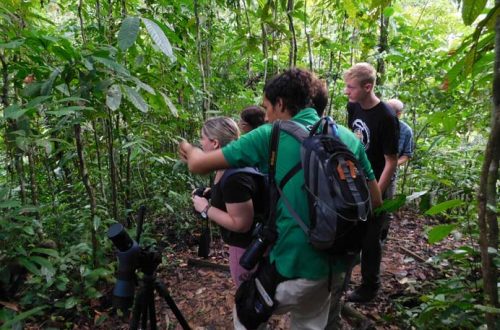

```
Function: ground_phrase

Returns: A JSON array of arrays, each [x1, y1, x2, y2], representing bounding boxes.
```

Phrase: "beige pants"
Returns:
[[233, 277, 332, 330]]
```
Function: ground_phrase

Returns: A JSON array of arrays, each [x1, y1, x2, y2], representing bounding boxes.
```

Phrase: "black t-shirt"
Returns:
[[347, 101, 399, 179], [210, 171, 266, 248]]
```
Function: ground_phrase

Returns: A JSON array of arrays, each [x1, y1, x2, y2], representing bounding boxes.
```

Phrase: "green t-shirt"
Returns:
[[222, 108, 374, 279]]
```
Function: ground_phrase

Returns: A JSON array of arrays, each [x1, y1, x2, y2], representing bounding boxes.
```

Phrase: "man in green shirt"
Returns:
[[180, 68, 382, 329]]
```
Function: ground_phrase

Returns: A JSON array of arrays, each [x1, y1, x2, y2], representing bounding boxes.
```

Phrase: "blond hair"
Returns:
[[202, 116, 240, 147], [344, 62, 377, 86]]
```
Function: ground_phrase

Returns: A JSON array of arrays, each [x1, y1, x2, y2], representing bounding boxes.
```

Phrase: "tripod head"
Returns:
[[107, 206, 153, 311]]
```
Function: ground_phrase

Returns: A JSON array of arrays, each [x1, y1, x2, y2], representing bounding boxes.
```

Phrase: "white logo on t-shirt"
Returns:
[[352, 119, 370, 150]]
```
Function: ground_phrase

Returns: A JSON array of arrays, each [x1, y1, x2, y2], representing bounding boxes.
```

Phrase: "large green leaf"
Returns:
[[427, 224, 456, 244], [375, 194, 406, 214], [46, 106, 94, 117], [474, 304, 500, 314], [17, 257, 41, 275], [92, 56, 130, 76], [30, 256, 55, 273], [124, 86, 148, 113], [132, 78, 156, 95], [31, 247, 59, 258], [40, 67, 62, 96], [118, 16, 140, 51], [0, 199, 21, 208], [406, 190, 428, 203], [1, 306, 47, 329], [106, 84, 122, 111], [25, 95, 52, 108], [425, 199, 464, 216], [0, 39, 25, 49], [3, 105, 28, 120], [462, 0, 487, 26], [160, 91, 178, 117], [141, 18, 176, 62]]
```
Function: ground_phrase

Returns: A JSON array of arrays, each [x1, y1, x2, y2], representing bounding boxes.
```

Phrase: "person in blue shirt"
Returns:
[[386, 98, 414, 198]]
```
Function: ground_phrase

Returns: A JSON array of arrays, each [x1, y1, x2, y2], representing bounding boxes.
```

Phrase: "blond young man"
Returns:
[[342, 63, 399, 303]]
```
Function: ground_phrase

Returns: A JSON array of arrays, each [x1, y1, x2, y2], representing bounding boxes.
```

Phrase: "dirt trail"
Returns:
[[30, 209, 455, 329], [146, 209, 447, 329]]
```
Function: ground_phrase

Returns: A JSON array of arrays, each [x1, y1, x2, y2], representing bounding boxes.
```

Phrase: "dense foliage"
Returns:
[[0, 0, 497, 328]]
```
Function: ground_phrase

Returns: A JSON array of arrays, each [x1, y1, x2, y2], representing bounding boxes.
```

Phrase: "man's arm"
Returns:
[[398, 125, 414, 166], [397, 155, 410, 166], [179, 141, 230, 174], [378, 153, 397, 194], [368, 179, 382, 208]]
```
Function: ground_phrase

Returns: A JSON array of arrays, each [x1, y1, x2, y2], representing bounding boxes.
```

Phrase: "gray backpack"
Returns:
[[271, 117, 371, 255]]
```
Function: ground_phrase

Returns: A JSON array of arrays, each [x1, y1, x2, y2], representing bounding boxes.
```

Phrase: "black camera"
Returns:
[[239, 224, 276, 271], [193, 187, 211, 199]]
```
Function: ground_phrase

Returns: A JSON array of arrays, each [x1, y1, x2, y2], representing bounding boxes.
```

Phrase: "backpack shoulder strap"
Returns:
[[279, 120, 309, 142], [219, 167, 263, 189], [269, 120, 310, 235]]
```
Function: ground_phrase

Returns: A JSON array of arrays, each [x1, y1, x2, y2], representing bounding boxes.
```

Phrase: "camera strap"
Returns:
[[261, 121, 281, 239]]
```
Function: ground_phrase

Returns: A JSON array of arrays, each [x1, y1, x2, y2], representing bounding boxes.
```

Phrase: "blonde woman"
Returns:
[[191, 117, 266, 287]]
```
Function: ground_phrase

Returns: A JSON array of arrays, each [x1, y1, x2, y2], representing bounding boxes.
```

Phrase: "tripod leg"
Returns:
[[154, 281, 191, 330], [141, 300, 148, 330], [148, 284, 157, 330], [130, 287, 146, 330]]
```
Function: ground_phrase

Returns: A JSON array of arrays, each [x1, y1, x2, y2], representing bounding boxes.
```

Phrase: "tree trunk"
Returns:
[[42, 152, 57, 210], [124, 130, 132, 226], [91, 120, 106, 201], [262, 21, 269, 83], [304, 0, 313, 71], [327, 12, 347, 117], [0, 52, 8, 107], [194, 0, 210, 119], [477, 5, 500, 328], [107, 0, 114, 42], [14, 154, 26, 204], [78, 0, 87, 44], [376, 7, 389, 86], [287, 0, 297, 68], [106, 109, 119, 222], [27, 147, 39, 207], [241, 0, 253, 77], [96, 0, 102, 30], [121, 0, 126, 17], [74, 124, 98, 268]]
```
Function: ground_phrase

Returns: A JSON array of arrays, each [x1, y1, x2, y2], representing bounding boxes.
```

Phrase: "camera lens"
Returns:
[[107, 223, 134, 252]]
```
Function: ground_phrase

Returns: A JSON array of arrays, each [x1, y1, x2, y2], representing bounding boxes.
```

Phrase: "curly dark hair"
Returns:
[[309, 77, 328, 116], [240, 106, 266, 129], [263, 68, 314, 117]]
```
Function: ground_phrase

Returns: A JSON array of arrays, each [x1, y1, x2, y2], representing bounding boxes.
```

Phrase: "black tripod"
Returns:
[[108, 207, 191, 330], [129, 248, 191, 330]]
